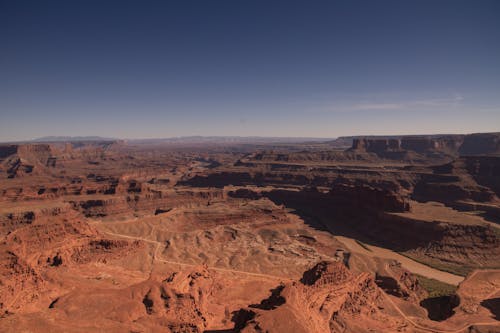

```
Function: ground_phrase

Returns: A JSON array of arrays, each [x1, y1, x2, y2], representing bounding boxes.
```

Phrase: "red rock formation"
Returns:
[[0, 246, 44, 312], [235, 261, 407, 333]]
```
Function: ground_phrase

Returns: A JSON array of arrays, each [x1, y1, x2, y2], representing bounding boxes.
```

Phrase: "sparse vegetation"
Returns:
[[399, 253, 472, 277], [415, 274, 457, 298]]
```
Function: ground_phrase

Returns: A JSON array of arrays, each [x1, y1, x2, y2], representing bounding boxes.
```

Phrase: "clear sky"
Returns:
[[1, 0, 499, 141]]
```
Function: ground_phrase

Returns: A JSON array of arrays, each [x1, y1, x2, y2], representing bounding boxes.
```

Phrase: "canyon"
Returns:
[[0, 133, 499, 332]]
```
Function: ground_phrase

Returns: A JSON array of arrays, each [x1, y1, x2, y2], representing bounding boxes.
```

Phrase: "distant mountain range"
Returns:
[[1, 135, 334, 145], [32, 136, 117, 142], [29, 135, 334, 144], [125, 136, 334, 145]]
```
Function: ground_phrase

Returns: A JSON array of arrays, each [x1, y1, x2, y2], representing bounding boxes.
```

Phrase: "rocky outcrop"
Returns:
[[69, 187, 224, 218], [262, 185, 409, 228], [402, 222, 500, 270], [0, 206, 72, 237], [300, 260, 351, 286], [413, 157, 499, 209], [0, 211, 35, 236], [44, 266, 215, 332], [0, 142, 121, 179], [68, 239, 144, 265], [375, 262, 427, 302], [234, 261, 406, 333], [463, 156, 500, 197], [459, 133, 500, 156], [0, 146, 19, 160], [0, 145, 57, 178], [349, 135, 463, 160], [0, 246, 44, 312], [349, 133, 500, 159], [328, 184, 409, 212]]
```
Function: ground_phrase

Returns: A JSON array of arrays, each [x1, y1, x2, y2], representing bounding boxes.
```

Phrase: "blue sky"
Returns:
[[1, 0, 499, 141]]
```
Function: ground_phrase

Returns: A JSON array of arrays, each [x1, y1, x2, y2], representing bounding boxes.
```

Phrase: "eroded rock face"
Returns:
[[0, 247, 45, 312], [69, 239, 144, 264], [0, 211, 35, 235], [376, 262, 428, 302], [28, 266, 216, 332], [379, 213, 500, 270], [412, 156, 500, 225], [235, 261, 407, 333], [300, 260, 351, 286]]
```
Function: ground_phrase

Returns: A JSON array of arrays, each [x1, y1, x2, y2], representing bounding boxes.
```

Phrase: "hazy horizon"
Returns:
[[2, 1, 500, 142], [3, 130, 500, 145]]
